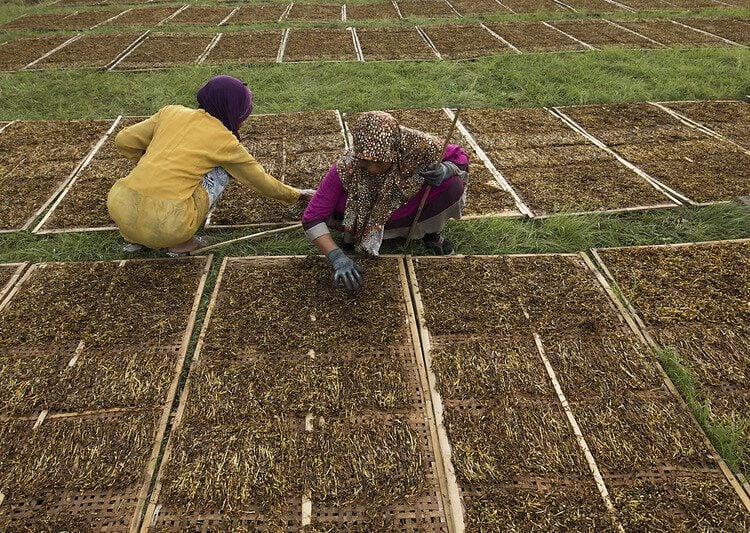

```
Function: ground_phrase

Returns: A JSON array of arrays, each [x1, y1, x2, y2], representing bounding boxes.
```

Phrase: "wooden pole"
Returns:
[[405, 109, 461, 244], [189, 223, 302, 255]]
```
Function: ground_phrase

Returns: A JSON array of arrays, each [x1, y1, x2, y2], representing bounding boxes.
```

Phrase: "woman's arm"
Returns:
[[443, 144, 469, 171], [115, 110, 161, 160], [302, 163, 345, 246], [222, 145, 301, 205], [303, 163, 362, 292], [312, 234, 339, 255]]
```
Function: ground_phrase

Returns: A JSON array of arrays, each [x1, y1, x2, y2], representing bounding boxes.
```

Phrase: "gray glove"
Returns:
[[418, 162, 454, 186], [326, 248, 363, 292]]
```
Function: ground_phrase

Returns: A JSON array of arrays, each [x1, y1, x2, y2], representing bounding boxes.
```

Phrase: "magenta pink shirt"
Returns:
[[302, 144, 469, 230]]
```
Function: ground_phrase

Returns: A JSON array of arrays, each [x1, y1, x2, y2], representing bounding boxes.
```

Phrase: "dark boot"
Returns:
[[422, 233, 454, 255]]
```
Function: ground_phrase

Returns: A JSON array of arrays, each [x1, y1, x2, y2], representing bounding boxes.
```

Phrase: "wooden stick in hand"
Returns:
[[405, 109, 462, 243]]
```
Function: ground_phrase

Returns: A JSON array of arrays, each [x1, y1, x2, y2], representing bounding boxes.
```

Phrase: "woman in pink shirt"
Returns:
[[302, 111, 469, 292]]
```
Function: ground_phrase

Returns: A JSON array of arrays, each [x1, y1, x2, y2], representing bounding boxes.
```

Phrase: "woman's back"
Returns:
[[116, 105, 237, 201]]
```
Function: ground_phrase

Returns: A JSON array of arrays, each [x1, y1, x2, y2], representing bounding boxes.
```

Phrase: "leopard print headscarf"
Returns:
[[338, 111, 440, 255]]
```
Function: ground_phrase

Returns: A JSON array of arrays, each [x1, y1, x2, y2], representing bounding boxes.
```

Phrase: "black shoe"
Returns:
[[422, 233, 454, 255]]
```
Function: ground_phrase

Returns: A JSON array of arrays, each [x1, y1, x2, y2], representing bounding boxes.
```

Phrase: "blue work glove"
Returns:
[[418, 162, 454, 186], [326, 248, 363, 292]]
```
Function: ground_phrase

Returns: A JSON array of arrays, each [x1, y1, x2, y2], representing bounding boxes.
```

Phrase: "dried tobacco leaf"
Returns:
[[303, 417, 425, 507], [160, 416, 304, 515], [610, 475, 750, 530], [0, 410, 158, 500], [186, 352, 410, 423], [463, 482, 616, 531], [572, 392, 715, 473], [444, 400, 590, 484]]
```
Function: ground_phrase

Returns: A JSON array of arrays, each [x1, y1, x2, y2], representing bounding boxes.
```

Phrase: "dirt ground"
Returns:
[[204, 31, 282, 64], [31, 33, 142, 69], [486, 21, 587, 52], [422, 24, 512, 59]]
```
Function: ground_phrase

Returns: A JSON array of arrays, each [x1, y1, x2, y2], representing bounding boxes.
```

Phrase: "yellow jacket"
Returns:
[[107, 105, 300, 248]]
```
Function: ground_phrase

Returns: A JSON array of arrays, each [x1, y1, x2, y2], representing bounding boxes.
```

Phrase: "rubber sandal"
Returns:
[[165, 235, 206, 258], [123, 242, 144, 253]]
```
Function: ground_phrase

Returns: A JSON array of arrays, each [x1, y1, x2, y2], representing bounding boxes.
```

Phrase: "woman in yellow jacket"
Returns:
[[107, 75, 311, 255]]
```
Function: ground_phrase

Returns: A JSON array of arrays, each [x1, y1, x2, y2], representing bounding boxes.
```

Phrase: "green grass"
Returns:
[[2, 202, 748, 264], [440, 202, 750, 254], [655, 346, 749, 475], [1, 47, 749, 119]]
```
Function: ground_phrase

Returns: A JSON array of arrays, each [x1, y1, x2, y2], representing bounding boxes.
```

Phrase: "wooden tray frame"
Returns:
[[143, 254, 454, 531], [407, 251, 750, 528], [457, 106, 679, 217], [0, 255, 212, 532], [0, 262, 28, 309], [655, 99, 750, 152], [31, 114, 148, 234], [588, 239, 750, 501], [19, 33, 83, 71], [0, 118, 116, 234], [33, 116, 124, 234], [107, 30, 218, 72], [540, 106, 679, 216], [671, 18, 745, 47], [555, 103, 750, 206], [0, 15, 748, 72], [278, 27, 360, 64], [552, 105, 695, 205], [406, 254, 622, 530]]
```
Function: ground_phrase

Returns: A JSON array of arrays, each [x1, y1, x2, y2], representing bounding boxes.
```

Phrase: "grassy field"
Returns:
[[2, 203, 749, 263], [1, 48, 750, 119]]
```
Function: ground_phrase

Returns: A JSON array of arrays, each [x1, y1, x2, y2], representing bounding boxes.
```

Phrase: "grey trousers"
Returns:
[[202, 167, 230, 210]]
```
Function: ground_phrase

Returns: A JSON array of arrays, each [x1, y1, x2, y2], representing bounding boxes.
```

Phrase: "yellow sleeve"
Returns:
[[221, 142, 300, 206], [115, 109, 161, 161]]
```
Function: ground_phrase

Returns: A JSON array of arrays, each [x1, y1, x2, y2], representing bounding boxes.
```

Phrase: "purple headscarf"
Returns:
[[196, 75, 253, 139]]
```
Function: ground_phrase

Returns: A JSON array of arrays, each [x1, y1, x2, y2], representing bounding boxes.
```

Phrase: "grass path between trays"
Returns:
[[1, 202, 748, 263], [1, 47, 749, 119]]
